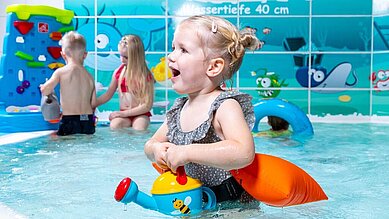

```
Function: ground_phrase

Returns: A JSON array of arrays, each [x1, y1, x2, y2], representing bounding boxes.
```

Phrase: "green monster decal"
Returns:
[[251, 68, 288, 98]]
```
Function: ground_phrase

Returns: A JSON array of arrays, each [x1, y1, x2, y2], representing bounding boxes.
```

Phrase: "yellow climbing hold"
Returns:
[[48, 62, 65, 69]]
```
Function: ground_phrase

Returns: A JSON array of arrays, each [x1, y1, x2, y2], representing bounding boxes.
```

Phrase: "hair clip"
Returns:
[[211, 20, 218, 33]]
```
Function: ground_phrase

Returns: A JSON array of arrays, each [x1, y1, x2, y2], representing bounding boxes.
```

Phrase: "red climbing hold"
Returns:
[[47, 47, 62, 59], [14, 21, 34, 35]]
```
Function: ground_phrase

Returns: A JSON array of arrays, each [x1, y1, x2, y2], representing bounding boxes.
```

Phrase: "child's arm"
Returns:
[[165, 99, 255, 172], [109, 82, 153, 118], [91, 84, 97, 110], [95, 73, 118, 107], [40, 70, 60, 96], [114, 100, 153, 118], [144, 120, 172, 170]]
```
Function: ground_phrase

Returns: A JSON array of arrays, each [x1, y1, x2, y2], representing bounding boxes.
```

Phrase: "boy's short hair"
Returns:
[[60, 31, 86, 59], [268, 116, 289, 131]]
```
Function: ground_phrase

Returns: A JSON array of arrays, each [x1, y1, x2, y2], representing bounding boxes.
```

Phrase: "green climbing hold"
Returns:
[[15, 51, 33, 61], [27, 62, 45, 67]]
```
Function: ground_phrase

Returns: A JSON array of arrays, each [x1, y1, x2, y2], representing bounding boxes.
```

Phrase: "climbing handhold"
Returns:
[[47, 46, 62, 59], [13, 21, 34, 35]]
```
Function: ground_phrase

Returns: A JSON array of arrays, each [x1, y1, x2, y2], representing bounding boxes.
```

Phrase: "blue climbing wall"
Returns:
[[0, 4, 74, 133], [0, 4, 74, 107]]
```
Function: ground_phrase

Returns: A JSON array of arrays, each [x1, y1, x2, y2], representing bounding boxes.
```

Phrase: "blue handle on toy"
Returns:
[[202, 187, 217, 210]]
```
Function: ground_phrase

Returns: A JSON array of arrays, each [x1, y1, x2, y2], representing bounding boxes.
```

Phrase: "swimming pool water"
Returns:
[[1, 123, 389, 218]]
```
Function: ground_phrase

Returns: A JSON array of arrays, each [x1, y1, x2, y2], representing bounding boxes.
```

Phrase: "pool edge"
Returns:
[[0, 130, 54, 146], [0, 203, 28, 219]]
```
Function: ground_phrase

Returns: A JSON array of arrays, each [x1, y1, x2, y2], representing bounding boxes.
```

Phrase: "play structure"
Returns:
[[0, 5, 74, 133]]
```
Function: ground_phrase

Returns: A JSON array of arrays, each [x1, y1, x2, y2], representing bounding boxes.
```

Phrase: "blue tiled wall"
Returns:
[[63, 0, 389, 117]]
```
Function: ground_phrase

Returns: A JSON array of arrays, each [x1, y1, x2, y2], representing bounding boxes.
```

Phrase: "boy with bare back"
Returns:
[[40, 31, 97, 136]]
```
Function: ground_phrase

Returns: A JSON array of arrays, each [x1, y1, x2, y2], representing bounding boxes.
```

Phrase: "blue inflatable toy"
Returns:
[[252, 98, 313, 137]]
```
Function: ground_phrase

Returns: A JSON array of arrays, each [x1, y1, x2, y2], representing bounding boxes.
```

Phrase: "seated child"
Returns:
[[40, 31, 96, 136], [94, 34, 154, 131]]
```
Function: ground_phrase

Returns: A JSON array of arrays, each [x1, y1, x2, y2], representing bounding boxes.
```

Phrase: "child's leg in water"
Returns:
[[131, 115, 150, 131], [109, 117, 131, 129]]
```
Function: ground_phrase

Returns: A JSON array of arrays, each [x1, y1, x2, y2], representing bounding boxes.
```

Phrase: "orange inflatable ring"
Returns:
[[230, 153, 328, 207]]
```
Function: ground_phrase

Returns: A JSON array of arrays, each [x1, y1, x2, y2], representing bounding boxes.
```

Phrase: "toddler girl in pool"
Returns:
[[94, 34, 154, 131], [144, 15, 261, 203]]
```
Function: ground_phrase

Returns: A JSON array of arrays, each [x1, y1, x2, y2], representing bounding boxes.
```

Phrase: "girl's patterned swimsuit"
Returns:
[[166, 90, 255, 202]]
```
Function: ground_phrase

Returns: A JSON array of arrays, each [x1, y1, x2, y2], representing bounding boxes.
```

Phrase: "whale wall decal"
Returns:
[[296, 62, 358, 93]]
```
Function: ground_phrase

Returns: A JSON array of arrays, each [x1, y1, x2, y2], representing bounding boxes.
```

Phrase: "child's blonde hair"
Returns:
[[60, 31, 86, 63], [180, 15, 261, 82], [118, 34, 154, 105]]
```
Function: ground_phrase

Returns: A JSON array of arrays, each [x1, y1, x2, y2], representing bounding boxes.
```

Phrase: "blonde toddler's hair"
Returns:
[[180, 15, 261, 81], [60, 31, 86, 63]]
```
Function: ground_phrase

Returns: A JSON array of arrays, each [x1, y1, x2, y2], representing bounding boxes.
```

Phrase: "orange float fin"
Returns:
[[230, 153, 328, 207]]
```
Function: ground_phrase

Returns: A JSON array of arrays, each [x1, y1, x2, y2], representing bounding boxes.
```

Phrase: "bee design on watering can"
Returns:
[[172, 196, 191, 215]]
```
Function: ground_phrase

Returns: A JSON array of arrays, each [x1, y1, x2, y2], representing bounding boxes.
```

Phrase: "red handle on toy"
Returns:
[[176, 166, 187, 185], [151, 163, 187, 185]]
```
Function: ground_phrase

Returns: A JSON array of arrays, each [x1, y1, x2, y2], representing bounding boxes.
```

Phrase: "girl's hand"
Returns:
[[109, 111, 122, 120], [153, 142, 174, 170], [166, 145, 188, 173]]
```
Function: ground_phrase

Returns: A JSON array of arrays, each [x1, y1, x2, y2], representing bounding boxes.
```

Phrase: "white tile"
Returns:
[[28, 0, 64, 9], [0, 0, 26, 17]]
